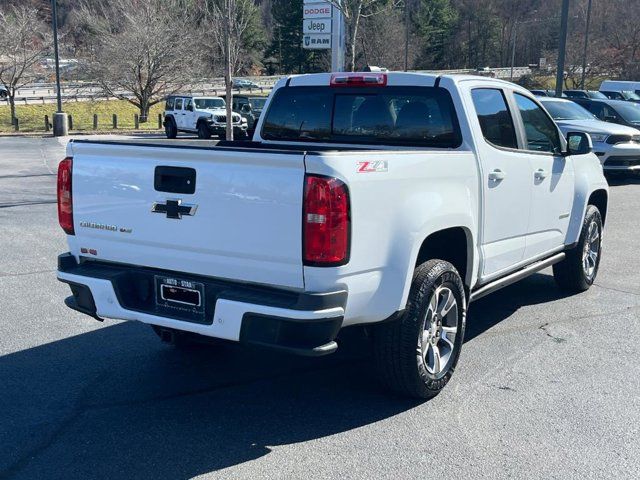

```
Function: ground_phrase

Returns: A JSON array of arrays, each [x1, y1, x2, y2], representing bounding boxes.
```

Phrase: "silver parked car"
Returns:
[[539, 97, 640, 174]]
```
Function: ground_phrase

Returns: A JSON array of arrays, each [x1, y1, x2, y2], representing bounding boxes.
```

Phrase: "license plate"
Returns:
[[155, 275, 205, 319]]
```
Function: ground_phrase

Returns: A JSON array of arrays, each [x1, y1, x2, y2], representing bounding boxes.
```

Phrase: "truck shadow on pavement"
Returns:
[[1, 273, 564, 479]]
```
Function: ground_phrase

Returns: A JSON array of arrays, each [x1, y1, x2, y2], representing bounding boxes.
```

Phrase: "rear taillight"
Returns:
[[57, 157, 74, 235], [303, 175, 350, 266]]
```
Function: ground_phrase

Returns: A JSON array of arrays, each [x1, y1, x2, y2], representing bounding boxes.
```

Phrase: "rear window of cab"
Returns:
[[261, 86, 462, 148]]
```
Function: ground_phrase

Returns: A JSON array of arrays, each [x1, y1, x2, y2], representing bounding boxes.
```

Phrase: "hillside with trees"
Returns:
[[3, 0, 637, 79]]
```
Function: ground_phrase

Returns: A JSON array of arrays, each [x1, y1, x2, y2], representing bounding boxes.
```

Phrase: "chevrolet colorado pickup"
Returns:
[[57, 72, 609, 398]]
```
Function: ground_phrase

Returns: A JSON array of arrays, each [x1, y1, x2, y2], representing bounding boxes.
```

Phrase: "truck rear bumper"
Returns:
[[57, 253, 345, 356]]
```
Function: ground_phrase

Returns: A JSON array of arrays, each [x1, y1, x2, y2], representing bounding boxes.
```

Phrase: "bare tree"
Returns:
[[202, 0, 258, 140], [0, 5, 50, 125], [79, 0, 198, 121], [327, 0, 398, 71]]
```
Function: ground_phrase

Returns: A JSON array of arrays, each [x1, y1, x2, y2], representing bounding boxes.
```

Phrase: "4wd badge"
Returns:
[[357, 160, 388, 173]]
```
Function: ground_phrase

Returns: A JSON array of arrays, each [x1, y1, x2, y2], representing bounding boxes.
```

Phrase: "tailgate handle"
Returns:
[[154, 166, 196, 194]]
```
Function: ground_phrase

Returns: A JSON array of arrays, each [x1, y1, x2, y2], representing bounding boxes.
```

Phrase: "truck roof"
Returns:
[[283, 71, 526, 91]]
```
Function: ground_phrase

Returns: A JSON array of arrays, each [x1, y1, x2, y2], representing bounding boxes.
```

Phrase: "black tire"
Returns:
[[373, 259, 467, 399], [237, 130, 249, 140], [164, 117, 177, 139], [553, 205, 603, 292], [197, 122, 212, 139]]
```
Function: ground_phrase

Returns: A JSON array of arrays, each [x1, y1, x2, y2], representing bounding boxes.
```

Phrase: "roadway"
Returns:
[[0, 135, 638, 479]]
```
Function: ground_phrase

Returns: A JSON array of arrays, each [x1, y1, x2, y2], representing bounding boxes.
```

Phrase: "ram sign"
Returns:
[[303, 34, 332, 49]]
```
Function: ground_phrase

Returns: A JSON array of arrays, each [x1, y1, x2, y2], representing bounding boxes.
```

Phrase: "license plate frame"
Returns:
[[155, 275, 205, 320]]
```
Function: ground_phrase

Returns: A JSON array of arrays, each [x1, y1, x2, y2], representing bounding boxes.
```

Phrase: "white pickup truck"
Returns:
[[57, 72, 609, 398]]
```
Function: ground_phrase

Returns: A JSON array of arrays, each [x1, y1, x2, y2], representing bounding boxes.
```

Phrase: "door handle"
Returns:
[[534, 169, 548, 180], [488, 169, 506, 182]]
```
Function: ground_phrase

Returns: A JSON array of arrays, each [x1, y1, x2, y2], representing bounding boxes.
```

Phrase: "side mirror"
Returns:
[[241, 104, 251, 113], [565, 131, 593, 156]]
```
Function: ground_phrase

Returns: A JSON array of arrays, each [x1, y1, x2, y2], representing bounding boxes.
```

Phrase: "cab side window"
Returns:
[[514, 93, 561, 153], [587, 102, 603, 118], [602, 105, 619, 121], [471, 88, 518, 149]]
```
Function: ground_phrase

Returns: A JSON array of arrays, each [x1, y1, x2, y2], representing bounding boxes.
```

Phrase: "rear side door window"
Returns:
[[513, 93, 561, 153], [174, 98, 183, 110], [471, 88, 518, 149]]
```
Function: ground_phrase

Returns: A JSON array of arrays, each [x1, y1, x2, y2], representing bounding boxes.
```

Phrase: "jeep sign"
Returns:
[[303, 19, 332, 34]]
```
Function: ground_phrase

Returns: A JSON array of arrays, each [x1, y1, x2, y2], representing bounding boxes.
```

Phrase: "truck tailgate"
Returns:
[[68, 141, 305, 289]]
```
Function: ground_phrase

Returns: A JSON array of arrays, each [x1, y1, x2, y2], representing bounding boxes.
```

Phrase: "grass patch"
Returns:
[[0, 99, 165, 133]]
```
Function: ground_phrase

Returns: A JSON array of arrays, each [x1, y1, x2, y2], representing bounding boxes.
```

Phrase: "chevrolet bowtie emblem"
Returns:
[[151, 199, 198, 219]]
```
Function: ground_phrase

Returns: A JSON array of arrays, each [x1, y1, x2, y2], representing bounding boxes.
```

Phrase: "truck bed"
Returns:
[[70, 138, 375, 153]]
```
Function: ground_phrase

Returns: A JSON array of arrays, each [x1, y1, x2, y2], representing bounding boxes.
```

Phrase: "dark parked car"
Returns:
[[232, 78, 261, 90], [600, 90, 640, 103], [570, 97, 640, 130], [221, 94, 268, 134], [564, 90, 608, 100], [530, 89, 567, 97]]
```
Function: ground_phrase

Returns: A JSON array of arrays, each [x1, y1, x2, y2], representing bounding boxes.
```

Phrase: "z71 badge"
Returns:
[[357, 160, 388, 173]]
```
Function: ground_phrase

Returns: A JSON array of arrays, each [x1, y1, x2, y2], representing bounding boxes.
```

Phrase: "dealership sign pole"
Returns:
[[302, 0, 345, 72]]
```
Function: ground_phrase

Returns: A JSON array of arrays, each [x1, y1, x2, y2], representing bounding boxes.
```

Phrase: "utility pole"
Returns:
[[580, 0, 592, 90], [404, 0, 410, 71], [555, 0, 570, 97], [331, 1, 345, 72], [224, 0, 233, 141], [51, 0, 68, 136], [510, 20, 518, 81]]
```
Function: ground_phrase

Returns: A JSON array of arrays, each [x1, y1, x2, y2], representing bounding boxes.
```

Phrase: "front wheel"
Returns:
[[197, 122, 212, 139], [553, 205, 603, 292], [164, 118, 177, 139], [373, 259, 466, 399]]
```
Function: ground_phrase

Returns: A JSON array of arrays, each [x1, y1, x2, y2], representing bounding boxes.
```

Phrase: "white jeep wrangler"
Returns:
[[163, 95, 248, 139]]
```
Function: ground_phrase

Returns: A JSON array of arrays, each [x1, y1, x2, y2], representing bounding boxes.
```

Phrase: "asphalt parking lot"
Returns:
[[0, 136, 639, 480]]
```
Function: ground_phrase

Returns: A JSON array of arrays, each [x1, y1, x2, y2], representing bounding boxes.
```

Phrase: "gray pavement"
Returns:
[[0, 136, 638, 480]]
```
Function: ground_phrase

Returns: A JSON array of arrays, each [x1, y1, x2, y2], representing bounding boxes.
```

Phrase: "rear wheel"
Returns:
[[553, 205, 603, 292], [164, 118, 177, 139], [373, 259, 466, 399], [197, 122, 212, 139]]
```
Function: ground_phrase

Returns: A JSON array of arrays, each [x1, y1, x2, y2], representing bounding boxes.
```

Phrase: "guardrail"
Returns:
[[2, 86, 274, 106], [4, 68, 534, 106]]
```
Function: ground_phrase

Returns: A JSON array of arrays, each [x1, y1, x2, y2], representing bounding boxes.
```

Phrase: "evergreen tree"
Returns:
[[266, 0, 327, 74]]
